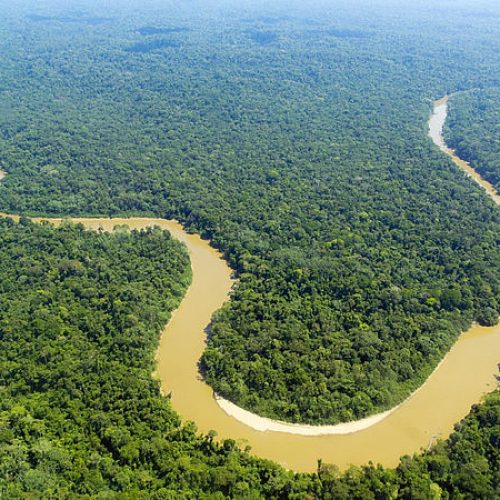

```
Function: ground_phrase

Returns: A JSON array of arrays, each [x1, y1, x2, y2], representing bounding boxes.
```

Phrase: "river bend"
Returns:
[[0, 96, 498, 472]]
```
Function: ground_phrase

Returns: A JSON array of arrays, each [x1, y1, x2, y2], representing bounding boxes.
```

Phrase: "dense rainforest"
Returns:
[[0, 216, 498, 498], [0, 1, 498, 496], [0, 0, 498, 425], [445, 89, 500, 194]]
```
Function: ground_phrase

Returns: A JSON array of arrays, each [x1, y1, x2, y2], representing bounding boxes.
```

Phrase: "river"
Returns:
[[0, 96, 498, 472]]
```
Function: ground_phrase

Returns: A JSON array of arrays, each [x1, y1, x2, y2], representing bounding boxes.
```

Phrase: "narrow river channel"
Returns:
[[0, 96, 498, 472], [429, 96, 499, 205]]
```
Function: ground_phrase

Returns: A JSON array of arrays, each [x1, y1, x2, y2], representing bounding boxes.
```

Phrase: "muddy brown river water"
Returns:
[[0, 96, 498, 472]]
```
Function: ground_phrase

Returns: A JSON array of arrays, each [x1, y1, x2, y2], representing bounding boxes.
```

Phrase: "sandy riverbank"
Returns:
[[214, 355, 447, 436]]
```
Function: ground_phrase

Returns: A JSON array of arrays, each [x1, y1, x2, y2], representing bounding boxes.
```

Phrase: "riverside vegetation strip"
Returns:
[[23, 219, 500, 472], [429, 97, 499, 205], [444, 89, 500, 196], [0, 215, 498, 500]]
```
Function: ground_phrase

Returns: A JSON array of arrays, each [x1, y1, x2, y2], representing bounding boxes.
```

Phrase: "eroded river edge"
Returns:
[[0, 96, 498, 472]]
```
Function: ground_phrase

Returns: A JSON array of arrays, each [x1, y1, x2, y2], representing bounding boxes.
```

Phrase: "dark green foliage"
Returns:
[[125, 39, 181, 53], [445, 89, 500, 194], [0, 0, 496, 496], [0, 0, 497, 496]]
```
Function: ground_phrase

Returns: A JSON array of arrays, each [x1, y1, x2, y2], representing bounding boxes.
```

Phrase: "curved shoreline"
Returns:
[[215, 395, 394, 435], [0, 96, 498, 471], [214, 355, 449, 436], [212, 94, 499, 434]]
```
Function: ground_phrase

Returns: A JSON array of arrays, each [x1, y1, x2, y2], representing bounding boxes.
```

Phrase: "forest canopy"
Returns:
[[0, 216, 498, 498], [0, 0, 498, 496]]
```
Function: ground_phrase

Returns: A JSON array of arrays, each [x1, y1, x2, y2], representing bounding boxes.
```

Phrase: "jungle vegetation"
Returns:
[[0, 1, 498, 495]]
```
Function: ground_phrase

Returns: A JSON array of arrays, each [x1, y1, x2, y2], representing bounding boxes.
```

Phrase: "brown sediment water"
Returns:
[[428, 96, 500, 205], [0, 98, 498, 472]]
